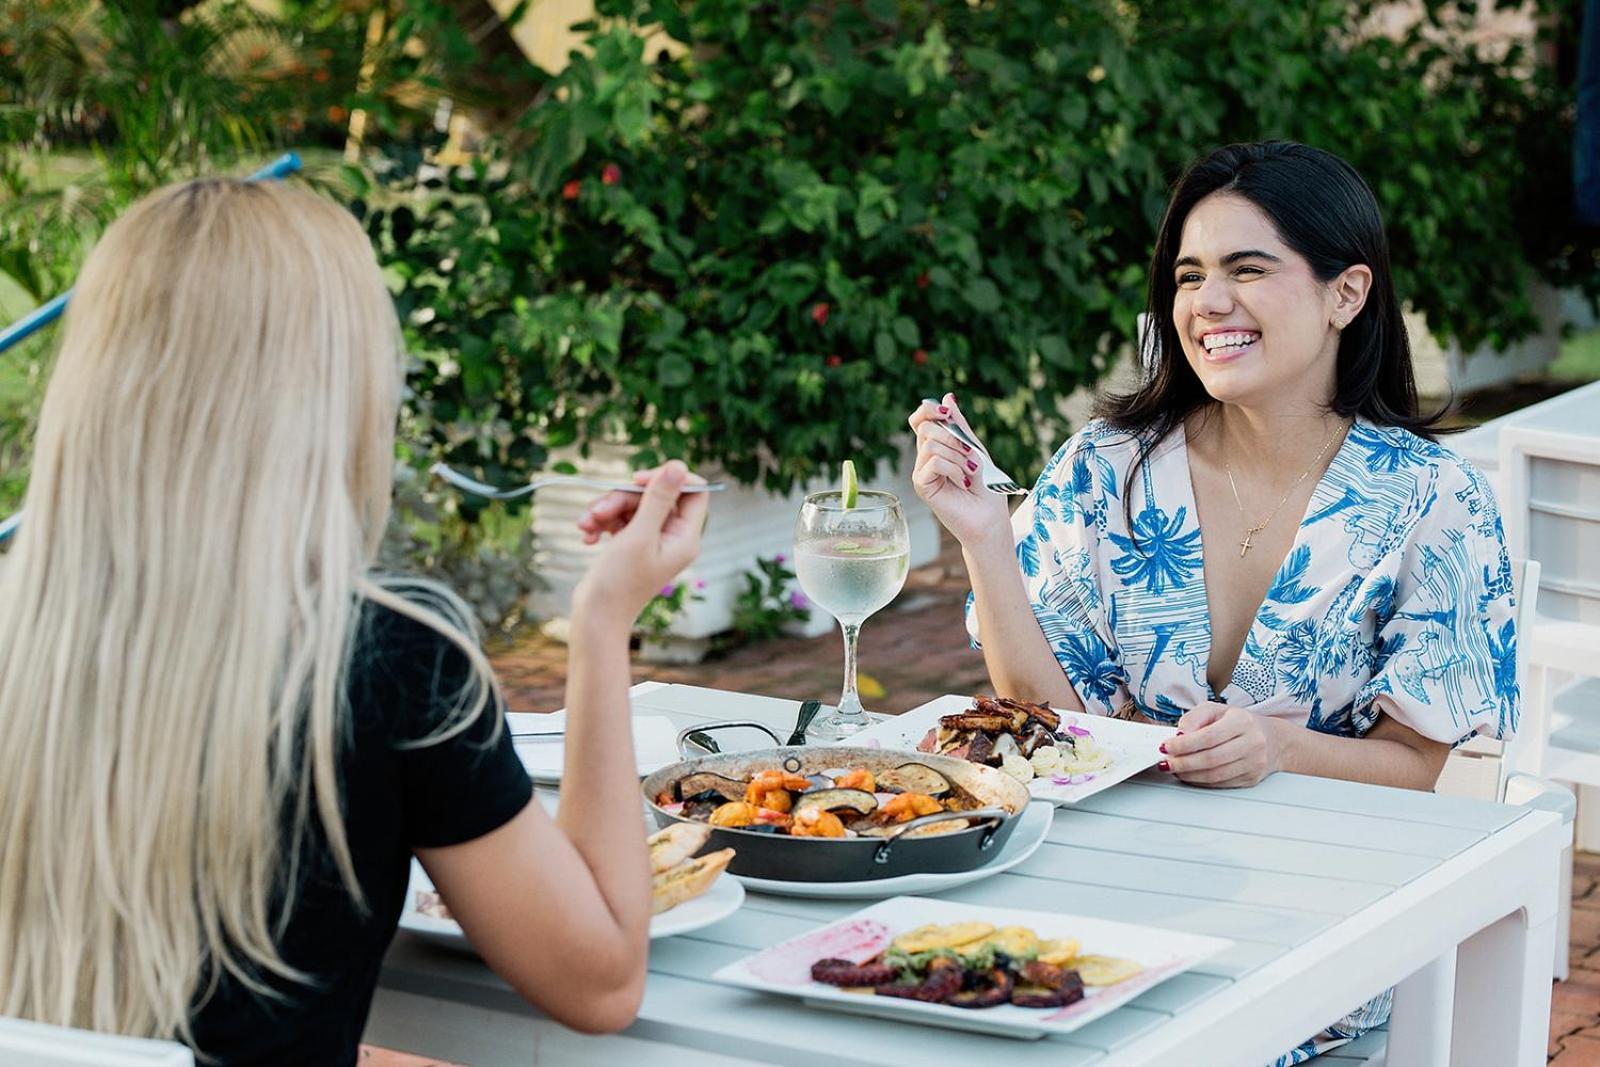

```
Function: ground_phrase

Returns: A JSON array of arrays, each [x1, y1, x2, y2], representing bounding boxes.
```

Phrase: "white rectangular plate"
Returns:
[[711, 895, 1229, 1040], [845, 694, 1176, 806]]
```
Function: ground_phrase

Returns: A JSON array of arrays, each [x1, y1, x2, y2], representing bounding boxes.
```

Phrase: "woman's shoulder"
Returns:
[[1344, 421, 1503, 534], [1038, 418, 1146, 481], [351, 580, 485, 686]]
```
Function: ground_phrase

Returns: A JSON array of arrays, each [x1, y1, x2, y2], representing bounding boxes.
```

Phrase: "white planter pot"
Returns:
[[528, 442, 942, 642]]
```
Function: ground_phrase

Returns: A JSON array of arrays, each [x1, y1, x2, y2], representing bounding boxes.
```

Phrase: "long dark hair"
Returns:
[[1096, 141, 1448, 504]]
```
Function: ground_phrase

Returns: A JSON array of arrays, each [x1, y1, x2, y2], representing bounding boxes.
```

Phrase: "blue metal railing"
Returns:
[[0, 153, 302, 546]]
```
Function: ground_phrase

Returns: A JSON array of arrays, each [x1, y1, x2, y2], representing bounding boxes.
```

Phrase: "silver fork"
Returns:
[[431, 463, 726, 501], [920, 400, 1027, 495]]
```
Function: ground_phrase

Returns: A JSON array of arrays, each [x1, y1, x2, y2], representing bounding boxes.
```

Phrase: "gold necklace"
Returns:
[[1223, 421, 1343, 558]]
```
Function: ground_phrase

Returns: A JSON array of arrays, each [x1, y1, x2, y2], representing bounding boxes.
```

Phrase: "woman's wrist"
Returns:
[[1264, 715, 1297, 775], [570, 580, 638, 640], [959, 520, 1016, 565]]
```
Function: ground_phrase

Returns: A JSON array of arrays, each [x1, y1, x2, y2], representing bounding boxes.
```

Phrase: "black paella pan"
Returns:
[[639, 721, 1032, 882]]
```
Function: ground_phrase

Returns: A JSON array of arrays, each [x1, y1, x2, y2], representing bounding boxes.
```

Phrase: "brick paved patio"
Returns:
[[488, 533, 1600, 1063]]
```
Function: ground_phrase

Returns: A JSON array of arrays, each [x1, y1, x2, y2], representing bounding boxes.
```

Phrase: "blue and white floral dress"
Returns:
[[966, 417, 1519, 1063]]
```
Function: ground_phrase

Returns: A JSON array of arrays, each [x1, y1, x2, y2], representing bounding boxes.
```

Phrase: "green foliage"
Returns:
[[372, 0, 1596, 497], [634, 577, 705, 638], [730, 555, 812, 642]]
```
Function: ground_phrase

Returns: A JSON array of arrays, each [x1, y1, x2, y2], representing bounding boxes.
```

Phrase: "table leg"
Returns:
[[1449, 909, 1558, 1067], [1388, 950, 1455, 1067]]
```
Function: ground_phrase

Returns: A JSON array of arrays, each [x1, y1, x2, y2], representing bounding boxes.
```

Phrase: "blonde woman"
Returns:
[[0, 179, 707, 1064]]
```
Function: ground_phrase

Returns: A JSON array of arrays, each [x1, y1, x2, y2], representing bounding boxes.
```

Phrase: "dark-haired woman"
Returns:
[[908, 142, 1517, 1063]]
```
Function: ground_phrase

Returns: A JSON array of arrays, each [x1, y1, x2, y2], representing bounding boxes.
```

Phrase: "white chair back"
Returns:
[[1435, 557, 1539, 802], [0, 1017, 192, 1067]]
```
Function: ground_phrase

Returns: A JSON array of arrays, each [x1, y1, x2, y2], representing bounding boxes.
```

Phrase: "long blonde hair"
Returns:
[[0, 179, 493, 1042]]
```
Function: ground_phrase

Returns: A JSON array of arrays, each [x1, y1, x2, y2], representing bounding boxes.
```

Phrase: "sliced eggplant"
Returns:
[[791, 788, 878, 819], [804, 773, 834, 790], [674, 772, 748, 803], [680, 796, 724, 820], [875, 763, 953, 797]]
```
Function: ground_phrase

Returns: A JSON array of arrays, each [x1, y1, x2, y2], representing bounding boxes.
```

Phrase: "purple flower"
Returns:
[[789, 591, 809, 609], [660, 584, 676, 598], [773, 552, 786, 565], [694, 579, 707, 591]]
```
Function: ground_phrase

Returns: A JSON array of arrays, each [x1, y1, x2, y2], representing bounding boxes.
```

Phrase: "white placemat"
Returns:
[[510, 712, 681, 784]]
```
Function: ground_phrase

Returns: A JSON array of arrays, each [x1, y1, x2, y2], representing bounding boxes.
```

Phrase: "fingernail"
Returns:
[[963, 476, 971, 488], [961, 443, 971, 452], [938, 405, 949, 414], [966, 460, 977, 471], [1158, 760, 1171, 773], [1158, 743, 1168, 754], [1175, 730, 1184, 736]]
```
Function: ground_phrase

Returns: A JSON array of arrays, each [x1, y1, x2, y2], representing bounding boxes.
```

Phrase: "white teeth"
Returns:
[[1203, 331, 1259, 352]]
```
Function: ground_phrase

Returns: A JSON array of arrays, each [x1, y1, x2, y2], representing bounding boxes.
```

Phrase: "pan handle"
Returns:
[[675, 720, 784, 758], [872, 807, 1010, 866]]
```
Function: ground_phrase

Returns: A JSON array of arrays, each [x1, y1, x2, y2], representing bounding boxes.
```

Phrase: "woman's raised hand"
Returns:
[[574, 460, 708, 621], [907, 392, 1013, 548]]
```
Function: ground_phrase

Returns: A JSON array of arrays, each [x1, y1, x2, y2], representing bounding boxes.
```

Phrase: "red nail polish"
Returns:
[[967, 460, 977, 471], [1159, 743, 1168, 754], [961, 443, 971, 452], [1175, 730, 1184, 736], [1158, 760, 1171, 773], [963, 476, 971, 488]]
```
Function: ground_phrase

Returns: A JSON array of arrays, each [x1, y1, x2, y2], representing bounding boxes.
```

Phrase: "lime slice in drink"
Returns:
[[834, 541, 893, 556], [840, 459, 859, 509]]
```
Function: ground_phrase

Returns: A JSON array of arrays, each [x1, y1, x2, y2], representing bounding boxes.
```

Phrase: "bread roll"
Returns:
[[651, 848, 734, 915], [648, 822, 712, 875]]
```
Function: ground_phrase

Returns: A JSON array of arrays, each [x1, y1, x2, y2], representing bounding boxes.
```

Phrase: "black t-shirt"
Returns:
[[187, 599, 534, 1065]]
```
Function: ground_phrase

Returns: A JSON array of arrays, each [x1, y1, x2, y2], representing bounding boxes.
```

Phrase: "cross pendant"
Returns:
[[1238, 532, 1254, 557]]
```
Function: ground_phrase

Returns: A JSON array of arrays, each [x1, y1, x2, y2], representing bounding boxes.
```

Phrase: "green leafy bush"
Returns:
[[730, 554, 812, 642], [635, 577, 706, 638], [368, 0, 1596, 499]]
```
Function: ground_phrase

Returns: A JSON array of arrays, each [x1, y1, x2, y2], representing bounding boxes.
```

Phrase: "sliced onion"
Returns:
[[660, 801, 686, 815], [1066, 724, 1093, 738], [1050, 773, 1098, 786]]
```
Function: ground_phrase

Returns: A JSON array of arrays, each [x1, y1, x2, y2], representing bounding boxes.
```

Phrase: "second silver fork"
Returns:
[[431, 463, 726, 501]]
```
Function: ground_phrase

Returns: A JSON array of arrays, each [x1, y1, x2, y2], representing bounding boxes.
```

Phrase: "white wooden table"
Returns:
[[369, 684, 1565, 1067]]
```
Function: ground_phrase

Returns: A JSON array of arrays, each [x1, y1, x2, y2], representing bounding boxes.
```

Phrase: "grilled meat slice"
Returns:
[[938, 711, 1015, 734], [992, 695, 1060, 732], [964, 731, 996, 766]]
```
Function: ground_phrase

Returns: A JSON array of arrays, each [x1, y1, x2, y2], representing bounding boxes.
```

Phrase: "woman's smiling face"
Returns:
[[1172, 192, 1344, 411]]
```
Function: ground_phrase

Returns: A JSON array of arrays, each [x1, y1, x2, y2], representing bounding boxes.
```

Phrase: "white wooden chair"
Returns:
[[1432, 557, 1576, 984], [0, 1016, 192, 1067]]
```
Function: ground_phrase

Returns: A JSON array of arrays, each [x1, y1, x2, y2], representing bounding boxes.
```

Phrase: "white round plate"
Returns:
[[731, 800, 1053, 899], [397, 859, 745, 947], [648, 873, 746, 938]]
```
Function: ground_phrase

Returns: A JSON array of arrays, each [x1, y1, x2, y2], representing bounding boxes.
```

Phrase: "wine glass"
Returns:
[[793, 489, 910, 740]]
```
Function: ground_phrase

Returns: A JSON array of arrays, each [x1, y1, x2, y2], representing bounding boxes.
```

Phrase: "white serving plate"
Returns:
[[845, 694, 1176, 806], [733, 800, 1054, 899], [397, 859, 745, 946], [711, 895, 1230, 1040]]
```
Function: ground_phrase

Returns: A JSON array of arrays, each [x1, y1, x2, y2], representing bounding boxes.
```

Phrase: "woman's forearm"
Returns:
[[1269, 710, 1449, 791], [556, 595, 652, 939], [963, 531, 1086, 712]]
